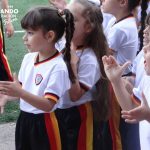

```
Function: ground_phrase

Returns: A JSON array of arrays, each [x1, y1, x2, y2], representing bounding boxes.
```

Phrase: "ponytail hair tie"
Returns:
[[58, 9, 64, 17]]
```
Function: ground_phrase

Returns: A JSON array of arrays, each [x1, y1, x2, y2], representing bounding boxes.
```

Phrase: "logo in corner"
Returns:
[[35, 74, 43, 85]]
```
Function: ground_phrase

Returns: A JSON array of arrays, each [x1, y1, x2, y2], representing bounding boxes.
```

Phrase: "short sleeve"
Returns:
[[44, 70, 70, 103], [107, 28, 127, 52], [132, 78, 144, 105], [132, 50, 144, 74], [78, 63, 100, 90]]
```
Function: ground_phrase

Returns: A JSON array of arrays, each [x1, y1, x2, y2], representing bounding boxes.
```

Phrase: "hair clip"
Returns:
[[58, 9, 64, 17]]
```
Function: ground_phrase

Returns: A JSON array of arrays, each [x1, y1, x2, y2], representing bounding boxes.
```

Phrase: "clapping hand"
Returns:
[[122, 93, 150, 123]]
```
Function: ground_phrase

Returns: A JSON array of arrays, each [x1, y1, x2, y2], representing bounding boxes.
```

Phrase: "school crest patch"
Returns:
[[35, 74, 43, 85]]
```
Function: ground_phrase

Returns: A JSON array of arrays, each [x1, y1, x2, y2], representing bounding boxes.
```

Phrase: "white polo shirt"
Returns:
[[133, 75, 150, 150], [132, 50, 145, 87], [57, 48, 101, 108], [18, 52, 70, 114], [105, 16, 138, 74]]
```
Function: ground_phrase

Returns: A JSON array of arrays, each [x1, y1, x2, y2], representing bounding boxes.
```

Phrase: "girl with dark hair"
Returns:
[[54, 0, 110, 149], [0, 6, 75, 150]]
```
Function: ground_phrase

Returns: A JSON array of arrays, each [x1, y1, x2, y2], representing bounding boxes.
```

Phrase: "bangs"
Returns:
[[21, 8, 43, 30]]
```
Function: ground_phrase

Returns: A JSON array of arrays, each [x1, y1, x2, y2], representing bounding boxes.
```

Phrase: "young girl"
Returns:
[[101, 0, 141, 149], [0, 6, 75, 150], [102, 0, 139, 74], [54, 0, 109, 149], [102, 43, 150, 150]]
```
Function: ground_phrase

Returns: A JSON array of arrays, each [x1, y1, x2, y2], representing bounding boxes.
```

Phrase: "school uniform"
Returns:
[[103, 15, 140, 150], [102, 12, 114, 29], [16, 51, 70, 150], [55, 48, 103, 150], [132, 75, 150, 150], [132, 50, 145, 87]]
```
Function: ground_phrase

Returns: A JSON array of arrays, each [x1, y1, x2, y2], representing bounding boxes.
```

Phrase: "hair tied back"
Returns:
[[58, 9, 64, 17]]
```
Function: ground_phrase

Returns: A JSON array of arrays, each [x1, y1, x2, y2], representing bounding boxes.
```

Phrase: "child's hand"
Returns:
[[49, 0, 67, 9], [0, 73, 22, 97], [70, 49, 79, 65], [102, 55, 130, 82], [121, 93, 150, 123], [5, 22, 14, 38], [0, 94, 8, 114]]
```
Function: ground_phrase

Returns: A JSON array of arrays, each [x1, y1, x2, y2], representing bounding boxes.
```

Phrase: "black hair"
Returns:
[[145, 11, 150, 25], [128, 0, 140, 11], [139, 0, 148, 51], [21, 6, 76, 83]]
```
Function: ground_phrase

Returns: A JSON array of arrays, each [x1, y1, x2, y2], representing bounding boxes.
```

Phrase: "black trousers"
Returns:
[[15, 111, 50, 150]]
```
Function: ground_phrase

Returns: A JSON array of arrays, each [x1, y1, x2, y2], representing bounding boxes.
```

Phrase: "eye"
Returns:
[[27, 31, 34, 35]]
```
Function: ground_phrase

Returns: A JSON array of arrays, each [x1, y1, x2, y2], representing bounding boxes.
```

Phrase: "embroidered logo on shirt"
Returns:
[[35, 74, 43, 85]]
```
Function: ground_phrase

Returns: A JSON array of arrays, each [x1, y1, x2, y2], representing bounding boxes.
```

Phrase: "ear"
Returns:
[[120, 0, 128, 7], [85, 22, 92, 34], [46, 30, 56, 43]]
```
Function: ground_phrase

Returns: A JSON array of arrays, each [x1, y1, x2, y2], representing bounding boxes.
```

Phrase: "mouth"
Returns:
[[144, 60, 147, 67], [24, 44, 30, 48]]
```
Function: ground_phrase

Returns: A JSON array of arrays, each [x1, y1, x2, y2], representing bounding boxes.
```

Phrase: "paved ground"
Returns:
[[0, 123, 15, 150]]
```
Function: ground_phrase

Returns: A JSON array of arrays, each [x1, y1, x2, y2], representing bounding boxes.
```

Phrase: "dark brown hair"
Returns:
[[21, 6, 76, 83], [145, 12, 150, 25], [128, 0, 140, 11], [139, 0, 149, 51]]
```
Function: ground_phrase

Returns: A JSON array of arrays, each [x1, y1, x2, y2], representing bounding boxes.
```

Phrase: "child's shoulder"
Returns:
[[78, 48, 98, 65], [21, 52, 37, 66], [115, 17, 137, 30], [50, 54, 68, 71]]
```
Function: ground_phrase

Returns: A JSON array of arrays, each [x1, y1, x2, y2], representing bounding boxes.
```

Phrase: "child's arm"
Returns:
[[69, 50, 86, 101], [122, 76, 135, 94], [102, 55, 137, 110], [0, 94, 7, 114], [1, 0, 14, 37], [122, 93, 150, 123], [0, 80, 55, 112], [0, 94, 18, 114]]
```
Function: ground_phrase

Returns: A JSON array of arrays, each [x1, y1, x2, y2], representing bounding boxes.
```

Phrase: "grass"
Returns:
[[0, 0, 49, 123]]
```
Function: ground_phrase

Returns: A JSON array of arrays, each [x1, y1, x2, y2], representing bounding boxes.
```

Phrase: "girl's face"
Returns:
[[68, 2, 88, 47], [101, 0, 120, 15], [22, 28, 49, 53], [143, 25, 150, 47], [143, 44, 150, 75]]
